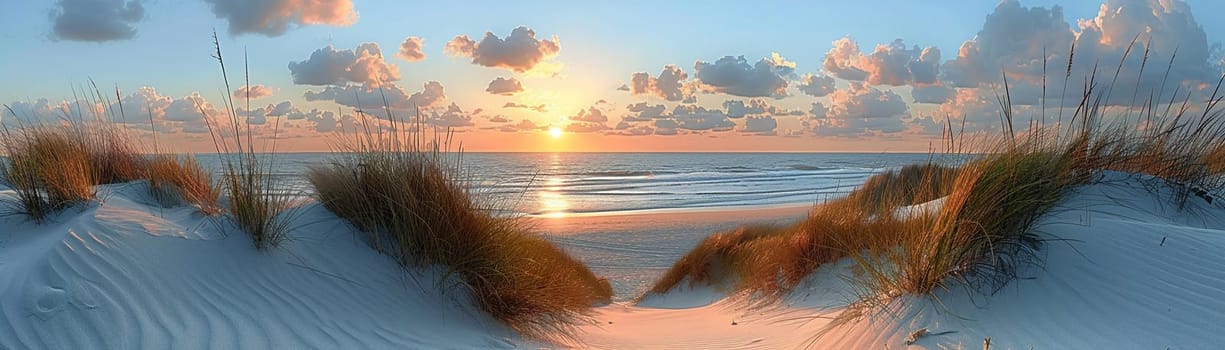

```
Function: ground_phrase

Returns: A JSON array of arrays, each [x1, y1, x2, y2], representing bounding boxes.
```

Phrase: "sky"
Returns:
[[1, 0, 1223, 153]]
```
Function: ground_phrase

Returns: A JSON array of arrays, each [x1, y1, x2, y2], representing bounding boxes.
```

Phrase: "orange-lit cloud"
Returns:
[[812, 82, 909, 136], [694, 54, 794, 98], [289, 43, 400, 87], [203, 0, 358, 37], [627, 65, 690, 101], [486, 77, 525, 95], [797, 73, 836, 97], [397, 36, 426, 62], [503, 102, 547, 112], [821, 37, 941, 86], [303, 81, 445, 115], [445, 26, 561, 73], [232, 84, 275, 100]]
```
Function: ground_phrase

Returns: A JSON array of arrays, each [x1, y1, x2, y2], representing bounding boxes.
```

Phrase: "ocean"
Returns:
[[204, 152, 946, 216], [200, 152, 952, 299]]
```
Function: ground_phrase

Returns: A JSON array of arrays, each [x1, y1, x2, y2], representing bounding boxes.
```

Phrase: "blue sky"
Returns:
[[2, 0, 1223, 152]]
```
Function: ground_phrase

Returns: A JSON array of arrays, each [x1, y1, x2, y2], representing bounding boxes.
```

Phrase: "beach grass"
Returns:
[[645, 160, 957, 300], [0, 126, 96, 221], [147, 154, 220, 214], [202, 31, 296, 250], [308, 108, 610, 340], [0, 104, 227, 221], [647, 44, 1225, 314]]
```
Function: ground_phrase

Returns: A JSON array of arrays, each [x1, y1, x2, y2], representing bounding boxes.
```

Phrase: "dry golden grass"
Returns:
[[1209, 144, 1225, 176], [647, 224, 792, 296], [309, 116, 611, 340], [645, 190, 922, 301], [0, 121, 225, 220], [201, 32, 297, 250], [0, 126, 98, 221], [847, 163, 958, 214], [885, 139, 1077, 296], [147, 154, 220, 215], [81, 124, 147, 184], [649, 51, 1225, 309]]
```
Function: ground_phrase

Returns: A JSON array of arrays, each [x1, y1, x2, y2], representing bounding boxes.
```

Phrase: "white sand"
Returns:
[[2, 172, 1223, 349], [0, 183, 527, 349], [573, 172, 1225, 349]]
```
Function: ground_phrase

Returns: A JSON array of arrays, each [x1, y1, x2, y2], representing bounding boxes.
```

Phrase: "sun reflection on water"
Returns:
[[539, 154, 569, 218]]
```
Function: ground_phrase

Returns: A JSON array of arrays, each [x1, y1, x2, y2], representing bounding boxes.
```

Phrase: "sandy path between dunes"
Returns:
[[530, 204, 812, 234], [531, 204, 811, 302]]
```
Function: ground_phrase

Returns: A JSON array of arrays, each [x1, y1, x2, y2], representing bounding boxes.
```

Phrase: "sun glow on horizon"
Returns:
[[549, 126, 563, 139]]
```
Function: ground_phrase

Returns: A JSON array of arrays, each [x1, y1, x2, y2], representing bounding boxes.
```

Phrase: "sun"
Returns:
[[549, 126, 563, 139]]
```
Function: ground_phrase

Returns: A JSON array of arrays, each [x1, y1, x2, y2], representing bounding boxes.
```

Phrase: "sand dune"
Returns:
[[574, 172, 1225, 349], [1, 172, 1222, 348], [0, 183, 525, 349]]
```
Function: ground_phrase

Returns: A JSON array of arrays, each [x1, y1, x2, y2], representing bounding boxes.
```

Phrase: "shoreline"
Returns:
[[527, 203, 812, 234]]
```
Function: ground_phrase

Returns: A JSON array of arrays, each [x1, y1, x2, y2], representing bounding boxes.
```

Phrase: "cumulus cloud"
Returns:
[[232, 84, 274, 100], [427, 103, 474, 127], [809, 103, 828, 119], [613, 103, 736, 134], [101, 88, 221, 134], [865, 40, 932, 86], [741, 115, 778, 135], [948, 1, 1073, 84], [623, 102, 666, 121], [1073, 0, 1218, 104], [694, 53, 794, 98], [397, 36, 426, 62], [445, 26, 561, 73], [503, 102, 547, 112], [627, 64, 690, 101], [565, 122, 609, 133], [936, 87, 1009, 132], [936, 0, 1221, 109], [488, 115, 510, 123], [911, 84, 957, 104], [823, 38, 869, 81], [569, 106, 609, 123], [406, 81, 448, 108], [668, 105, 735, 131], [812, 82, 909, 136], [798, 73, 836, 97], [2, 98, 63, 126], [303, 81, 446, 116], [822, 37, 942, 86], [289, 43, 400, 87], [267, 101, 294, 117], [563, 102, 612, 132], [939, 0, 1075, 94], [202, 0, 357, 37], [235, 100, 298, 125], [304, 84, 406, 110], [722, 99, 800, 118], [500, 119, 540, 132], [910, 47, 942, 84], [279, 107, 340, 132], [0, 89, 223, 133], [485, 77, 524, 95], [610, 123, 654, 136], [163, 93, 217, 124], [50, 0, 144, 42], [238, 106, 269, 125]]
